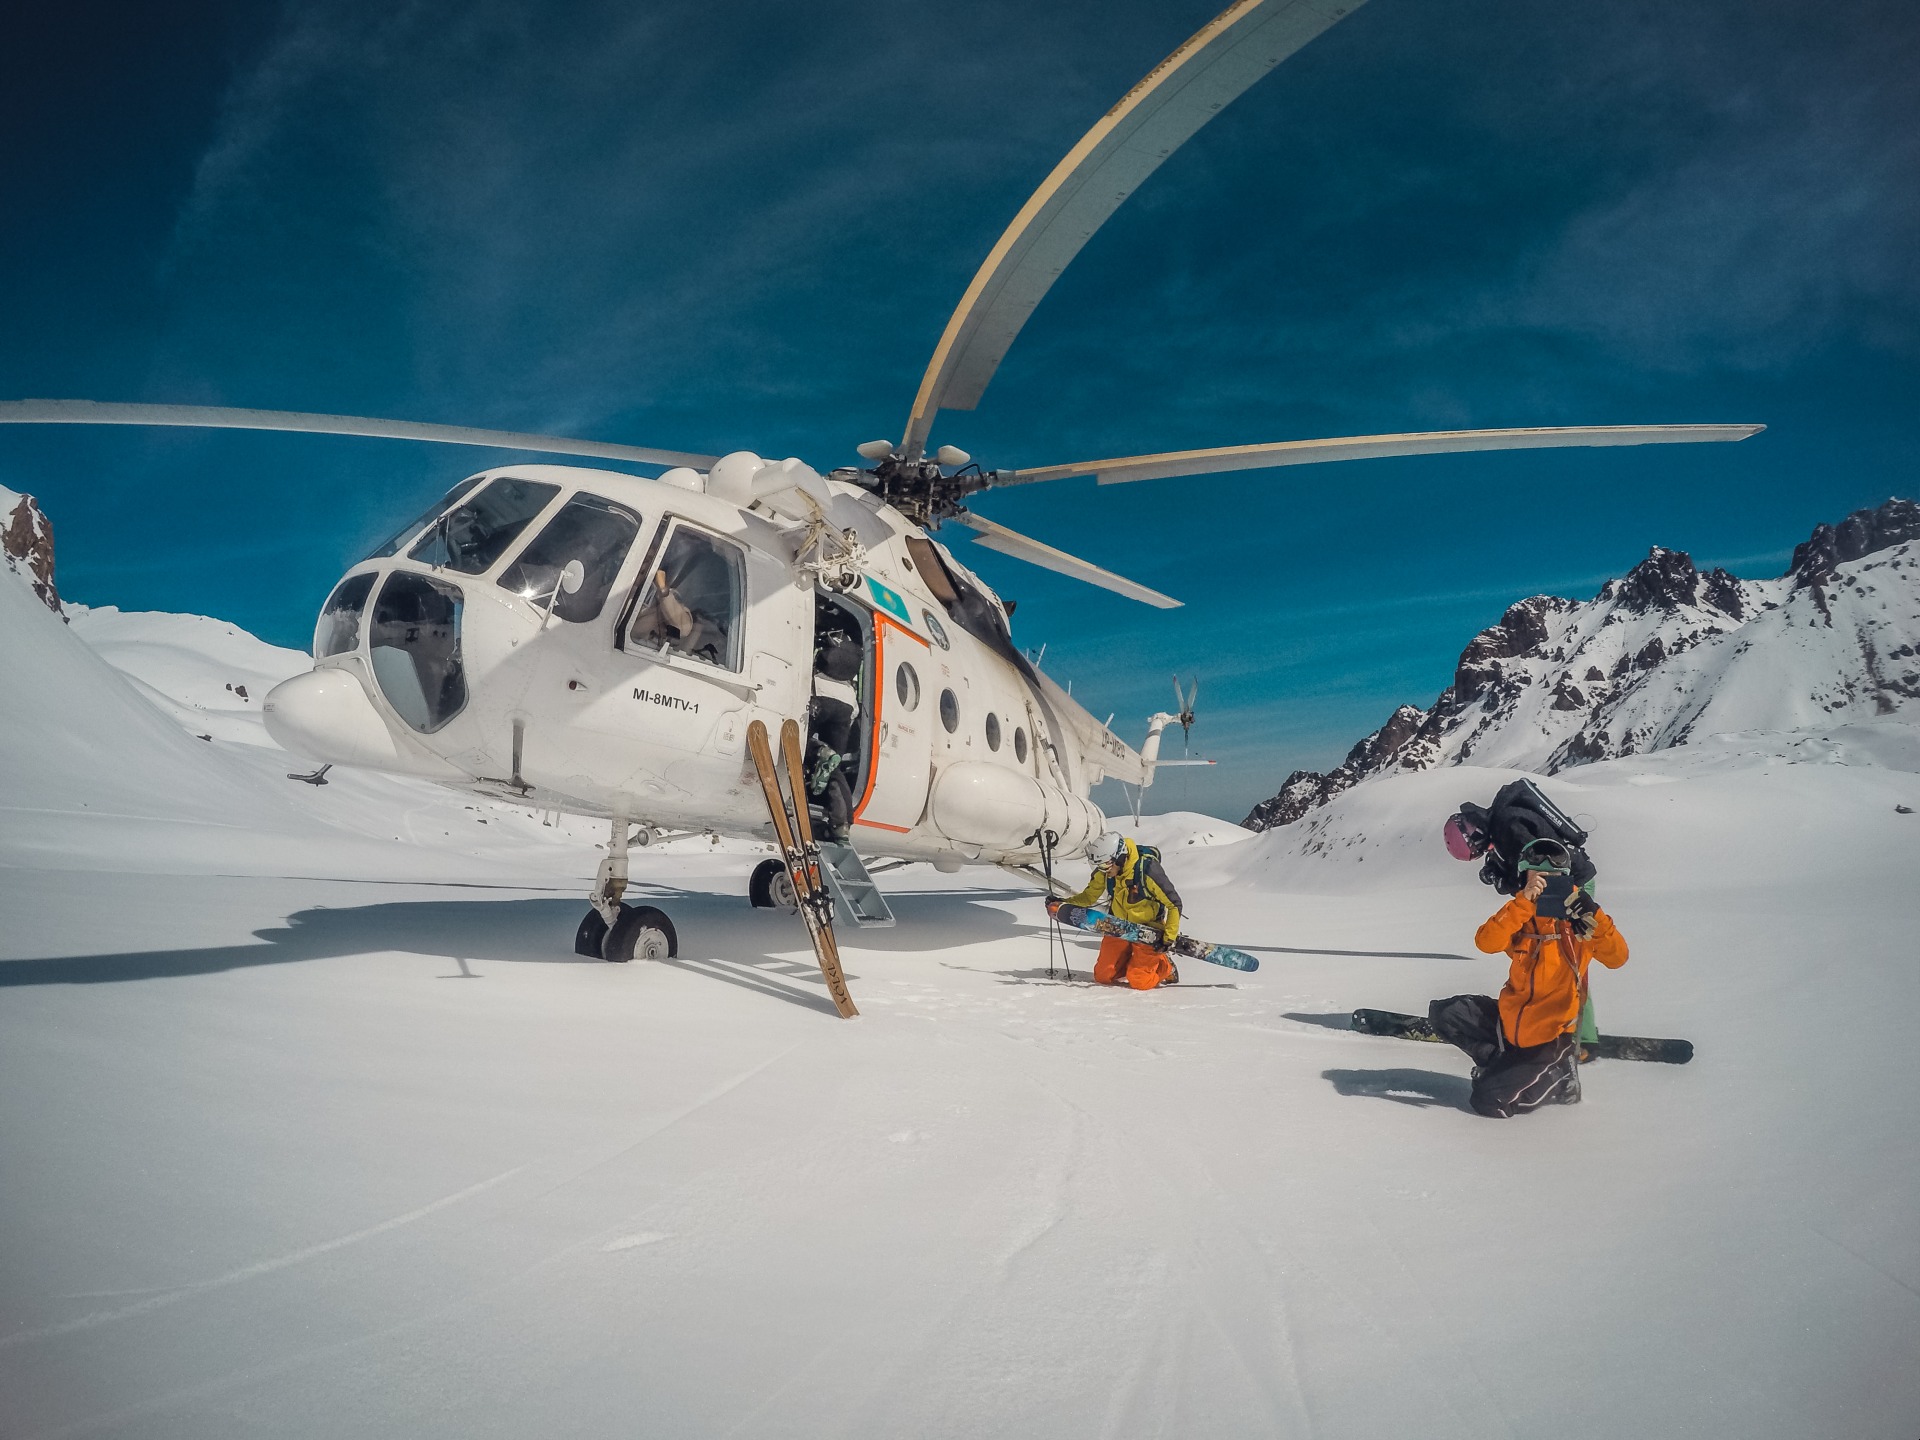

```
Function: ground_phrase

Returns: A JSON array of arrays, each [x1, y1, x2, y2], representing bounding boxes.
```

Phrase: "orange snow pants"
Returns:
[[1094, 936, 1173, 990]]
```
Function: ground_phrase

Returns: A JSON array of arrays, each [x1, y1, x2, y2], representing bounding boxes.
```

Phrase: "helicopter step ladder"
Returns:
[[816, 840, 896, 928], [746, 718, 859, 1018]]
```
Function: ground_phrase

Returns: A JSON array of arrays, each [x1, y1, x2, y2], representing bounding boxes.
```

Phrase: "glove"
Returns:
[[1566, 890, 1599, 940]]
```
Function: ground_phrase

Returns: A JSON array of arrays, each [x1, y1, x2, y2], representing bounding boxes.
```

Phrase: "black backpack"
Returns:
[[1456, 778, 1594, 895]]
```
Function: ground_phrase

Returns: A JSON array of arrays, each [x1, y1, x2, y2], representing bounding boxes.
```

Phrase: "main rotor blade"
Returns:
[[992, 424, 1766, 487], [899, 0, 1364, 461], [951, 512, 1181, 609], [0, 400, 718, 469]]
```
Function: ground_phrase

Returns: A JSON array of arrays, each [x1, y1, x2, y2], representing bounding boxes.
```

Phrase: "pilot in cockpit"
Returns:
[[632, 564, 725, 665]]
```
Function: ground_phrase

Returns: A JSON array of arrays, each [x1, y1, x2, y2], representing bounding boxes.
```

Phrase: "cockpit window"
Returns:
[[408, 477, 560, 574], [314, 572, 376, 658], [498, 493, 641, 623], [368, 572, 468, 732], [623, 523, 745, 671], [364, 477, 484, 560]]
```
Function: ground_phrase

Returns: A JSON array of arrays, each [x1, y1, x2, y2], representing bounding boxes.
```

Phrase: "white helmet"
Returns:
[[1094, 831, 1127, 864]]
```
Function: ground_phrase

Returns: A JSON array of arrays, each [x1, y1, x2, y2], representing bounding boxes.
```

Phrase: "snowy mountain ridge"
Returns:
[[1246, 497, 1920, 829]]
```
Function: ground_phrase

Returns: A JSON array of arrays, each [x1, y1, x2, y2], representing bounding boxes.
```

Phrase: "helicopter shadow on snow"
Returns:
[[0, 884, 1040, 1016]]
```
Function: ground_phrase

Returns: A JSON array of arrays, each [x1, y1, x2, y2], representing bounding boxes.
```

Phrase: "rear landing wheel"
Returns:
[[604, 904, 677, 963], [749, 857, 798, 910]]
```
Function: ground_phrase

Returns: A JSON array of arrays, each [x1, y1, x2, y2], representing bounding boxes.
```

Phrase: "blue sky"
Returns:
[[3, 0, 1916, 819]]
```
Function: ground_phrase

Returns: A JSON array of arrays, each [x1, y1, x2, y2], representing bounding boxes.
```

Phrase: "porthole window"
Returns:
[[939, 687, 959, 734], [895, 661, 921, 710], [985, 713, 1001, 751], [1014, 727, 1029, 762], [922, 609, 951, 650]]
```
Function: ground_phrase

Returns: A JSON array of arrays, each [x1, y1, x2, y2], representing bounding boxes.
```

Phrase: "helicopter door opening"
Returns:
[[805, 593, 867, 840], [819, 592, 932, 836]]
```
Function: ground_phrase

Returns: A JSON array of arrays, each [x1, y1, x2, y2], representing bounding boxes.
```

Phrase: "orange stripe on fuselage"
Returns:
[[852, 609, 929, 832]]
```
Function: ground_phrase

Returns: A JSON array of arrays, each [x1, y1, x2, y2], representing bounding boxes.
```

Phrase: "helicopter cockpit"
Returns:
[[621, 524, 743, 671], [311, 471, 653, 739]]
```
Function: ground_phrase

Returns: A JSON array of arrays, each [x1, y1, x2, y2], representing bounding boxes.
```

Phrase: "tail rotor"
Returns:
[[1171, 674, 1199, 756]]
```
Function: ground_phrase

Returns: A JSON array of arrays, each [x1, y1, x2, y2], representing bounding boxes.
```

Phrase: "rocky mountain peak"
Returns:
[[1788, 497, 1920, 585], [1453, 594, 1575, 702], [2, 486, 63, 617], [1244, 496, 1919, 832]]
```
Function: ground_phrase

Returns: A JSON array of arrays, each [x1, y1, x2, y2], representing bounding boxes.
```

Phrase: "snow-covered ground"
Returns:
[[3, 577, 1918, 1438]]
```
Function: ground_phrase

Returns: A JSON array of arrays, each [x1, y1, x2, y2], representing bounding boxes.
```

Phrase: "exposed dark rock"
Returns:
[[1453, 595, 1574, 702], [1584, 666, 1605, 682], [1550, 680, 1586, 712], [1604, 546, 1698, 612], [1700, 567, 1746, 618], [2, 491, 63, 616], [1789, 498, 1920, 584], [1241, 704, 1426, 831], [1635, 635, 1666, 669]]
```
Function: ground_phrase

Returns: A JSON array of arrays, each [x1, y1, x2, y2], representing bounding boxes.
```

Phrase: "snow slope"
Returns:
[[3, 551, 1918, 1436]]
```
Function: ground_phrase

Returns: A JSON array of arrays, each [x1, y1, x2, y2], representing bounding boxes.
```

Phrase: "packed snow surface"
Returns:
[[3, 582, 1918, 1439]]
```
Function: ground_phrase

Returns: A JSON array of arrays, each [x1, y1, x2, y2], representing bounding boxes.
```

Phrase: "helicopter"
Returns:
[[0, 0, 1761, 1012]]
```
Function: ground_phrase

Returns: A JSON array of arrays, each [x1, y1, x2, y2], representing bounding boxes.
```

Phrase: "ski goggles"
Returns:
[[1516, 838, 1573, 874]]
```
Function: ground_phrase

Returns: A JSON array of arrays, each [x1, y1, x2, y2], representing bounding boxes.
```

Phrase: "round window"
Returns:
[[922, 609, 951, 651], [895, 661, 921, 710], [939, 688, 959, 734], [1014, 727, 1028, 762], [985, 713, 1001, 751]]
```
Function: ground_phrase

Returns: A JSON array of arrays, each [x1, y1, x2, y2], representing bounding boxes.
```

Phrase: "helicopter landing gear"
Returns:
[[603, 904, 677, 963], [574, 809, 681, 962], [748, 857, 798, 910]]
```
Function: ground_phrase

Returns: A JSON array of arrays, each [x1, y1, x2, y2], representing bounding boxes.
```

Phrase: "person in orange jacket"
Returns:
[[1430, 837, 1629, 1117], [1053, 832, 1182, 990]]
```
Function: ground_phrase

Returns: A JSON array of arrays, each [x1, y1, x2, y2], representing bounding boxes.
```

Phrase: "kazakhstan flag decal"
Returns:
[[865, 575, 913, 625]]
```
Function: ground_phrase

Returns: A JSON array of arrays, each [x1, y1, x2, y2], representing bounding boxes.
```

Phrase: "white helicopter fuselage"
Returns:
[[263, 454, 1158, 869]]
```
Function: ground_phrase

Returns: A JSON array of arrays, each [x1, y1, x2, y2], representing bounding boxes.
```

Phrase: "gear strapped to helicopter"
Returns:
[[0, 0, 1764, 1016]]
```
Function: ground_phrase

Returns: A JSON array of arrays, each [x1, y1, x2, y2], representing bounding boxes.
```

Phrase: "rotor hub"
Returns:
[[844, 452, 994, 528]]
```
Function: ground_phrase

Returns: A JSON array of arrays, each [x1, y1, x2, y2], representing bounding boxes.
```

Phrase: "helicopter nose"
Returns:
[[263, 667, 455, 776]]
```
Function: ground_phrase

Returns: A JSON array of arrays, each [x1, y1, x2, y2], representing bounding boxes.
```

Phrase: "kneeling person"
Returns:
[[1057, 833, 1182, 991], [1432, 838, 1628, 1118]]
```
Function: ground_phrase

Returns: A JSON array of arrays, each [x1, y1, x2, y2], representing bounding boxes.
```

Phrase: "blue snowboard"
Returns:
[[1049, 902, 1260, 972]]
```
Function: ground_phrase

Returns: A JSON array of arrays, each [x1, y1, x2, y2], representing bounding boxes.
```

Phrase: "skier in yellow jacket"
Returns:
[[1052, 832, 1183, 990]]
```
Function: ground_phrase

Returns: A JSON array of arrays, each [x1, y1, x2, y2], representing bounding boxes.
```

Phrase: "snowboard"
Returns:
[[1350, 1008, 1693, 1064], [1048, 902, 1260, 973]]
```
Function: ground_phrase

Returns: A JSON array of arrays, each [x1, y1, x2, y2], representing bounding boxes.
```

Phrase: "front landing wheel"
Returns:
[[574, 906, 613, 957], [604, 904, 678, 963], [749, 857, 798, 909]]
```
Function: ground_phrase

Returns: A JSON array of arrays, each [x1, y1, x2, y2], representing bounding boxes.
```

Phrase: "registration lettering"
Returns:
[[633, 688, 700, 714]]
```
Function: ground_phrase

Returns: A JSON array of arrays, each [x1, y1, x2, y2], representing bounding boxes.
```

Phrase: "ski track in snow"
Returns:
[[0, 1164, 529, 1349]]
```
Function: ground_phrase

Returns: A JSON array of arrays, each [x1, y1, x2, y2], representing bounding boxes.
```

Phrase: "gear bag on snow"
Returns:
[[1454, 778, 1594, 896]]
